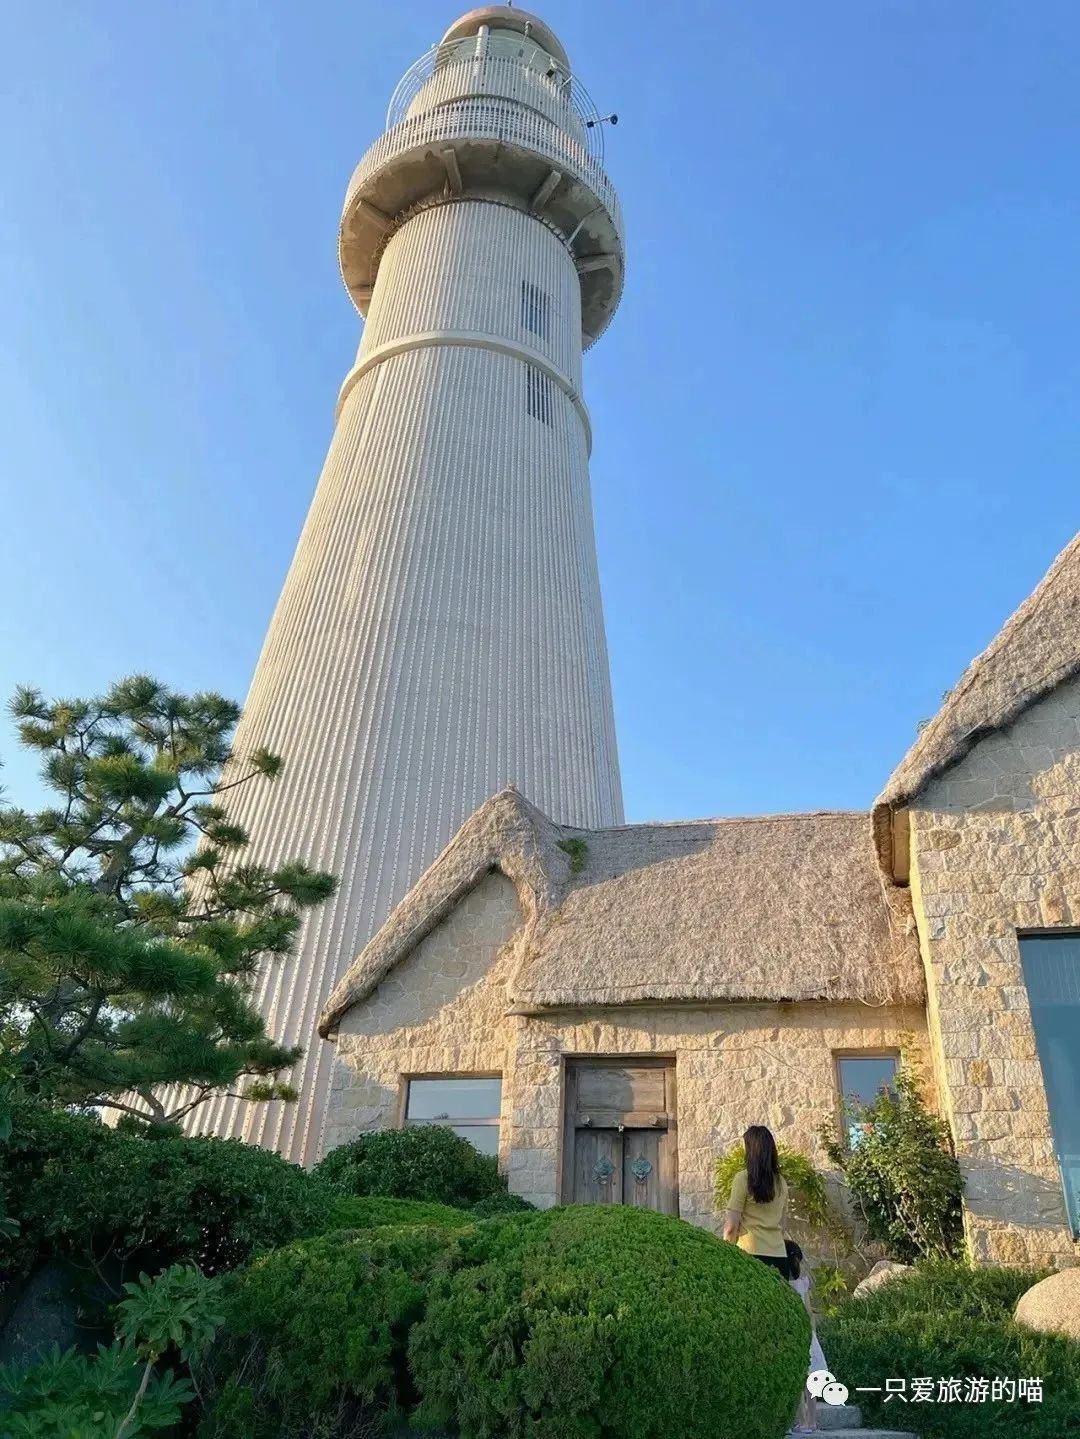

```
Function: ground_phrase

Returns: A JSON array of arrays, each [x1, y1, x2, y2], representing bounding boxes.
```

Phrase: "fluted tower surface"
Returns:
[[196, 7, 625, 1164]]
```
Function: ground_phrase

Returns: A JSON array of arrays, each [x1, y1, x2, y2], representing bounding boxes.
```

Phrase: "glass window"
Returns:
[[525, 364, 553, 424], [1018, 935, 1080, 1235], [521, 280, 549, 339], [404, 1077, 501, 1156], [837, 1054, 899, 1147]]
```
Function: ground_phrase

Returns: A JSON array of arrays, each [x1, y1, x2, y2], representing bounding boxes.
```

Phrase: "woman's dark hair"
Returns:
[[785, 1238, 803, 1279], [744, 1125, 781, 1203]]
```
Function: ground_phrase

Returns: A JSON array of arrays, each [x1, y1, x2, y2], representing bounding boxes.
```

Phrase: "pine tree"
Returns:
[[0, 675, 336, 1126]]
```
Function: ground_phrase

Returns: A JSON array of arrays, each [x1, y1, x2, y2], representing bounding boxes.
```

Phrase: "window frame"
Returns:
[[831, 1049, 901, 1148], [521, 279, 550, 340], [1017, 929, 1080, 1239], [397, 1072, 503, 1153], [525, 363, 553, 424]]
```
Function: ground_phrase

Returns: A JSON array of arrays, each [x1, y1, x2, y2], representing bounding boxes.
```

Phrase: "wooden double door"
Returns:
[[562, 1059, 677, 1214]]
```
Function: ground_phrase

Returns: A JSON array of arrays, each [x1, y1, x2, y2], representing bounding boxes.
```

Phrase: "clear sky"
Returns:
[[3, 1, 1078, 823]]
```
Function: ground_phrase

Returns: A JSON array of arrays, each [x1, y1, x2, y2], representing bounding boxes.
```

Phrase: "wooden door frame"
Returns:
[[559, 1056, 678, 1208]]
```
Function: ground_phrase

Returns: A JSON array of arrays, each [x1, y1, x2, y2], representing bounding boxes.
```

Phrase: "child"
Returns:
[[786, 1241, 827, 1435]]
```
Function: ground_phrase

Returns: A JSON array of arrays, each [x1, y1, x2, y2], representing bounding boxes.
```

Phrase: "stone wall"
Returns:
[[328, 869, 928, 1234], [502, 1003, 929, 1220], [325, 870, 522, 1159], [908, 672, 1080, 1268]]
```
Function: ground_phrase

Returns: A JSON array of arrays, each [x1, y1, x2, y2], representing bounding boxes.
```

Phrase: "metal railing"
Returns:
[[387, 46, 606, 162], [344, 95, 623, 247]]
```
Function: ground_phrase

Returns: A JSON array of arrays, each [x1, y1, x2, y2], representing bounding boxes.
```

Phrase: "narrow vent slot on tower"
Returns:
[[521, 280, 550, 339], [525, 364, 553, 425]]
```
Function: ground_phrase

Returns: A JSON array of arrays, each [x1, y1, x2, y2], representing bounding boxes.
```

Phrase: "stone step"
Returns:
[[816, 1403, 864, 1429], [788, 1431, 916, 1439]]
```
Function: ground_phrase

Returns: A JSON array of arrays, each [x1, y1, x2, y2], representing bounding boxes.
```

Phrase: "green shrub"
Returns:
[[0, 1342, 195, 1438], [715, 1140, 837, 1230], [3, 1100, 330, 1281], [467, 1191, 535, 1217], [409, 1204, 809, 1439], [322, 1195, 474, 1232], [822, 1068, 964, 1262], [820, 1261, 1080, 1437], [0, 1263, 223, 1437], [198, 1224, 466, 1438], [314, 1125, 508, 1209]]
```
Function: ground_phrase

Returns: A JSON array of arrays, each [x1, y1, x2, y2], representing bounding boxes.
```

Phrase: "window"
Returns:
[[525, 364, 553, 424], [521, 280, 549, 339], [404, 1076, 501, 1156], [837, 1054, 899, 1147], [1018, 935, 1080, 1235]]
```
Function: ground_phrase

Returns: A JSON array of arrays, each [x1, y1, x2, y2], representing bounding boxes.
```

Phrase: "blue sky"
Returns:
[[3, 1, 1078, 823]]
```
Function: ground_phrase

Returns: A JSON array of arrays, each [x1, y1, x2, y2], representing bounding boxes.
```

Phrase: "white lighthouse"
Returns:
[[198, 7, 625, 1164]]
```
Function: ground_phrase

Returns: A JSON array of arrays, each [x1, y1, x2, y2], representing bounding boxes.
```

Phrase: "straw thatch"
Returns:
[[320, 787, 923, 1035], [873, 531, 1080, 862]]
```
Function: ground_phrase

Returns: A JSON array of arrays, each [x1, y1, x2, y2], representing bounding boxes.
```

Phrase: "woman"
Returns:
[[722, 1124, 791, 1278]]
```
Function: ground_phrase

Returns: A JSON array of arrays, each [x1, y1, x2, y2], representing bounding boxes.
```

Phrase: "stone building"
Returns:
[[320, 534, 1080, 1269]]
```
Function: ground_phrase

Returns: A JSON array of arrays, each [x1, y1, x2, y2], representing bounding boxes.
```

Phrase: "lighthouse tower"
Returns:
[[198, 8, 625, 1164]]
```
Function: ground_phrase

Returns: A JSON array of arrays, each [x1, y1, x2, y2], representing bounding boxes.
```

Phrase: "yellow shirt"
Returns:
[[727, 1169, 788, 1258]]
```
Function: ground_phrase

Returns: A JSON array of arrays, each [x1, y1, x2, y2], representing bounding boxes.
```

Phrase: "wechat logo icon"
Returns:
[[807, 1370, 849, 1407]]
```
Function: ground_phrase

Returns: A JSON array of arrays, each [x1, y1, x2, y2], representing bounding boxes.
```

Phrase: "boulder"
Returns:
[[1014, 1267, 1080, 1341], [853, 1260, 912, 1299]]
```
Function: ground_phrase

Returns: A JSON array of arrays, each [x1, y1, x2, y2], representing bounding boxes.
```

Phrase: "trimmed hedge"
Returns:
[[467, 1191, 535, 1217], [409, 1205, 809, 1439], [820, 1261, 1080, 1437], [322, 1196, 474, 1233], [198, 1224, 466, 1438], [3, 1100, 330, 1278], [313, 1125, 509, 1209]]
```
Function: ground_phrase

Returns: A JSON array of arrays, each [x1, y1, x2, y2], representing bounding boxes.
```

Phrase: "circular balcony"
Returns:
[[339, 80, 624, 347]]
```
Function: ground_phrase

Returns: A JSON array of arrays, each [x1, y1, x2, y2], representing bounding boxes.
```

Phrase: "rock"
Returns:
[[852, 1260, 912, 1299], [1014, 1267, 1080, 1341]]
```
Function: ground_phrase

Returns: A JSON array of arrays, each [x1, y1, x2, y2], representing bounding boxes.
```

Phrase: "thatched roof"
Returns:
[[873, 532, 1080, 860], [320, 788, 923, 1035]]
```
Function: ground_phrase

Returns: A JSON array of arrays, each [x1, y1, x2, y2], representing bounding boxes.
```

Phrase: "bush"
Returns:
[[0, 1263, 223, 1437], [409, 1205, 809, 1439], [198, 1224, 466, 1438], [467, 1191, 535, 1218], [314, 1125, 509, 1209], [321, 1196, 475, 1233], [3, 1100, 330, 1282], [715, 1141, 835, 1230], [715, 1140, 859, 1313], [820, 1261, 1080, 1437], [822, 1068, 964, 1262], [0, 1342, 195, 1437]]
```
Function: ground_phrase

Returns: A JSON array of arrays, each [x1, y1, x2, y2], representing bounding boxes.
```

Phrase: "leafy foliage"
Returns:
[[820, 1260, 1080, 1437], [715, 1138, 860, 1310], [409, 1204, 810, 1439], [198, 1224, 465, 1438], [0, 675, 335, 1123], [0, 1343, 194, 1439], [314, 1125, 510, 1209], [115, 1263, 224, 1365], [466, 1191, 536, 1218], [822, 1067, 965, 1261], [321, 1195, 475, 1233], [556, 837, 588, 874], [715, 1140, 835, 1230], [3, 1099, 331, 1283], [0, 1263, 222, 1438]]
